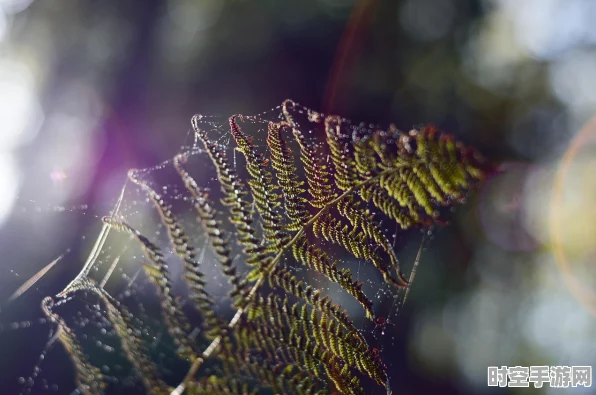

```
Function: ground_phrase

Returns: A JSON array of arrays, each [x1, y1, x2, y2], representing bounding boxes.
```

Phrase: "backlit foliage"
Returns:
[[44, 99, 491, 395]]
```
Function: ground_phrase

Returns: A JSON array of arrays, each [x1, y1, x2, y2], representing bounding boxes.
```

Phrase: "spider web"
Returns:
[[2, 101, 430, 395]]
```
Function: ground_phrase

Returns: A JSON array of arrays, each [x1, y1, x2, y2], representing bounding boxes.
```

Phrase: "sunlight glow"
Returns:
[[0, 60, 42, 227], [0, 0, 35, 14], [0, 153, 19, 227], [0, 61, 41, 149]]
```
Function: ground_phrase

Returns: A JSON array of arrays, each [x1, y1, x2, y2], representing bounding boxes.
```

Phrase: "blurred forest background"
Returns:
[[0, 0, 595, 394]]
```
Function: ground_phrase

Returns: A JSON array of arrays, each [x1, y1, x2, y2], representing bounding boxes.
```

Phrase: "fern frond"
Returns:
[[353, 136, 378, 179], [82, 280, 170, 394], [306, 295, 384, 386], [283, 100, 337, 209], [41, 297, 104, 395], [360, 183, 416, 229], [292, 234, 373, 319], [235, 311, 360, 394], [234, 318, 326, 383], [221, 355, 324, 395], [128, 168, 223, 339], [266, 266, 368, 347], [186, 375, 256, 395], [324, 115, 359, 191], [312, 210, 401, 288], [266, 121, 309, 230], [174, 153, 249, 310], [102, 216, 198, 360], [229, 115, 290, 250], [192, 116, 271, 270], [336, 195, 406, 284]]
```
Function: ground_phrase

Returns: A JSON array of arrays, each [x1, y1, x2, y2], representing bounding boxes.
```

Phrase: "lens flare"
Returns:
[[550, 115, 596, 315]]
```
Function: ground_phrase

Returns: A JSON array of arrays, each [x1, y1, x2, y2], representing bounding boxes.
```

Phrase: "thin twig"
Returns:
[[403, 235, 425, 308], [9, 249, 70, 303]]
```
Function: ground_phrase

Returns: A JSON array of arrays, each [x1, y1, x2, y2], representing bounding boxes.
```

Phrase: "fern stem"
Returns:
[[266, 167, 410, 285], [172, 168, 409, 395], [172, 277, 263, 395]]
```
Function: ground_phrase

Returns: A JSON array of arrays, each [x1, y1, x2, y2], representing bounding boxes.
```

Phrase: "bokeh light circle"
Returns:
[[550, 115, 596, 316]]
